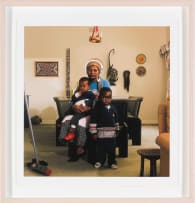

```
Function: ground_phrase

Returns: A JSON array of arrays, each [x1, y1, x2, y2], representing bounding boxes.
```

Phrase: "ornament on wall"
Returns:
[[136, 53, 146, 64], [159, 41, 170, 70], [106, 48, 118, 86], [160, 41, 170, 98], [123, 70, 130, 92], [136, 66, 146, 77], [66, 48, 71, 99], [89, 26, 102, 43]]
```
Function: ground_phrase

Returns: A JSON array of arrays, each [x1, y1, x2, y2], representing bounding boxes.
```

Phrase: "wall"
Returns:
[[24, 26, 170, 124]]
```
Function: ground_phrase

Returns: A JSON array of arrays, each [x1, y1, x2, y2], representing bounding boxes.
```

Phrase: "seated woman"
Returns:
[[60, 58, 110, 162]]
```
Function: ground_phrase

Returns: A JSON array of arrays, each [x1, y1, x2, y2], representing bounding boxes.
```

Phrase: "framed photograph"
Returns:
[[1, 2, 194, 203], [35, 61, 58, 77]]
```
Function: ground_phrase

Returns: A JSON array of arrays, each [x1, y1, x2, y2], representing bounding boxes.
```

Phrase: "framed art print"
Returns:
[[0, 2, 194, 203], [35, 61, 59, 77]]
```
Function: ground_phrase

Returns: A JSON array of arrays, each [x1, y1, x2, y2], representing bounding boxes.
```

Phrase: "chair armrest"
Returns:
[[158, 104, 167, 133], [118, 122, 128, 131], [123, 121, 128, 128], [156, 133, 170, 152], [53, 97, 70, 120]]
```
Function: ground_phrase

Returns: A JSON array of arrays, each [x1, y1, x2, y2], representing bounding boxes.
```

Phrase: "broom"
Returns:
[[24, 93, 52, 176]]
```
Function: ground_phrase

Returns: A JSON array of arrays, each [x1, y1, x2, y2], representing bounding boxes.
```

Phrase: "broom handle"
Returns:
[[24, 93, 39, 164]]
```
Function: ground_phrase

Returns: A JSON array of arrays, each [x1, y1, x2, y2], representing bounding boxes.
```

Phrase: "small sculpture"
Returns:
[[107, 48, 118, 86]]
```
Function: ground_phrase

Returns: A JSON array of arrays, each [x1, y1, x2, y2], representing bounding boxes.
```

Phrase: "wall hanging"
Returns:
[[123, 70, 130, 92], [35, 61, 58, 77], [160, 41, 170, 98], [66, 48, 71, 99], [106, 48, 118, 86], [136, 66, 146, 77], [136, 54, 146, 64], [159, 41, 170, 70], [89, 26, 102, 43]]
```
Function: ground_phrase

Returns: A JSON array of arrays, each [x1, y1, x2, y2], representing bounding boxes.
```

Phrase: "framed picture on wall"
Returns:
[[35, 61, 59, 77]]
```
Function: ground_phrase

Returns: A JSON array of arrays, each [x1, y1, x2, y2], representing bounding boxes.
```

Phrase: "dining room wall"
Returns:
[[24, 26, 170, 124]]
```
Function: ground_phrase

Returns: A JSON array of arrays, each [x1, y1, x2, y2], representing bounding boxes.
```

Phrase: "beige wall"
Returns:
[[24, 26, 169, 124]]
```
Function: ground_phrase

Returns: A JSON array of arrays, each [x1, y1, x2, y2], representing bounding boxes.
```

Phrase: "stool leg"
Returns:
[[153, 160, 157, 176], [140, 157, 144, 176], [150, 159, 157, 176]]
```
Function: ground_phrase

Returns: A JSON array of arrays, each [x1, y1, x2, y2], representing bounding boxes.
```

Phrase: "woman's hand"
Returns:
[[79, 105, 90, 112], [72, 104, 90, 113], [72, 104, 81, 113]]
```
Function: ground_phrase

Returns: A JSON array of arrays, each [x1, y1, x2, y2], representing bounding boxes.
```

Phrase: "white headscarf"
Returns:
[[85, 58, 104, 74]]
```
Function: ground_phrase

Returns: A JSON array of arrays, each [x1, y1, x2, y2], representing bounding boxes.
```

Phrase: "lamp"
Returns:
[[89, 26, 102, 43]]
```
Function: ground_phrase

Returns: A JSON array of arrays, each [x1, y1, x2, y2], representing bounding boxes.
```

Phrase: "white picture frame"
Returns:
[[0, 2, 194, 203]]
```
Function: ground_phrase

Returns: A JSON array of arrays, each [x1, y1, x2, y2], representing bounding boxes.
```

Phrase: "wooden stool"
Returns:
[[137, 148, 160, 177]]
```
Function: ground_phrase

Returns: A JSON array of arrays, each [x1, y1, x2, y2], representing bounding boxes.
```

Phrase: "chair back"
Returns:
[[127, 97, 143, 117]]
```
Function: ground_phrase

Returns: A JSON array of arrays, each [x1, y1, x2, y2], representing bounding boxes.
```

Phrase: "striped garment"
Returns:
[[89, 101, 120, 138], [97, 127, 117, 138]]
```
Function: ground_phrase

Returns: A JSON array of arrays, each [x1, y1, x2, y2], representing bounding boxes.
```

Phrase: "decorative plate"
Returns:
[[136, 66, 146, 76], [136, 54, 146, 64]]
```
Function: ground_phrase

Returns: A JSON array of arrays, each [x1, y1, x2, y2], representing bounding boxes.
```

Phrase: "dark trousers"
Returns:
[[68, 141, 78, 160], [86, 136, 97, 164], [96, 138, 116, 166]]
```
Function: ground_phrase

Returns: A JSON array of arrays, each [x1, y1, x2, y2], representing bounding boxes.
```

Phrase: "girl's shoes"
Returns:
[[94, 162, 102, 169], [110, 164, 118, 169]]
